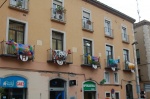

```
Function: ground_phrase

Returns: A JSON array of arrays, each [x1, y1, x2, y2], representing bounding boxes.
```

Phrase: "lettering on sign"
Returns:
[[16, 80, 24, 87]]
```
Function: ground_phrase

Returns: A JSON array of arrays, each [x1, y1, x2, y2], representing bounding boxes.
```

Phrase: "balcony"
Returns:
[[122, 33, 130, 43], [81, 54, 100, 69], [9, 0, 29, 12], [104, 27, 114, 39], [0, 40, 34, 61], [123, 61, 135, 73], [82, 19, 94, 32], [47, 49, 73, 65], [51, 7, 66, 24], [104, 59, 120, 71]]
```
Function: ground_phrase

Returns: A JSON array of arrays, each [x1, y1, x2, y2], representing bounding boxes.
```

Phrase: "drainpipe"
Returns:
[[132, 41, 141, 99]]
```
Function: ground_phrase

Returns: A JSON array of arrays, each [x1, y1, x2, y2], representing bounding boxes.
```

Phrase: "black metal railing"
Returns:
[[104, 27, 113, 38], [47, 49, 73, 64], [51, 8, 66, 22], [82, 19, 93, 31], [81, 54, 100, 67], [9, 0, 29, 11], [104, 59, 120, 69], [122, 33, 129, 43], [123, 61, 130, 70], [0, 40, 34, 60]]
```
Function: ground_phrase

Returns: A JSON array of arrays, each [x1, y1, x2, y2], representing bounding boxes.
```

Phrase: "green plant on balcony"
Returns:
[[56, 6, 65, 14], [16, 1, 22, 7]]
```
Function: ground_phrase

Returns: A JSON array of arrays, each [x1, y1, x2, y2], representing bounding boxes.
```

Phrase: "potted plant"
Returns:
[[86, 19, 91, 25], [56, 6, 65, 14]]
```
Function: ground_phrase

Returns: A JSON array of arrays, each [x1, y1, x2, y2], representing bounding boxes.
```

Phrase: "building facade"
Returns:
[[0, 0, 136, 99], [134, 20, 150, 99]]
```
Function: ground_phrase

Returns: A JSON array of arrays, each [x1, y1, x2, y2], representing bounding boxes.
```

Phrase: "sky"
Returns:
[[97, 0, 150, 23]]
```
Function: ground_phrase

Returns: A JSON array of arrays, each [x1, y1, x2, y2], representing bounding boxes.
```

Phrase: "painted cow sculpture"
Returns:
[[6, 40, 34, 61], [52, 50, 68, 65]]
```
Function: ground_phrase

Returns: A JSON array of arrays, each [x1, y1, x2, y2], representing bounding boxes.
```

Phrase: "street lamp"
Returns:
[[132, 41, 141, 99]]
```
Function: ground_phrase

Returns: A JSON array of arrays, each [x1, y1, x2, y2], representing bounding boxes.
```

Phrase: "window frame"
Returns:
[[9, 0, 28, 10], [106, 44, 114, 60], [136, 49, 140, 64], [123, 49, 130, 62], [104, 71, 110, 84], [105, 91, 111, 98], [104, 18, 112, 36], [115, 91, 120, 99], [50, 28, 66, 51], [6, 17, 28, 44], [114, 72, 119, 84], [121, 24, 128, 41]]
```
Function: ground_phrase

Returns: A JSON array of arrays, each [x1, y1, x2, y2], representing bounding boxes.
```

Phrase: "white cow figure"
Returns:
[[53, 50, 67, 65]]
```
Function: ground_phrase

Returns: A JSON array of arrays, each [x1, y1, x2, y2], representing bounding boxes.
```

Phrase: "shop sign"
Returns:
[[83, 81, 96, 91], [0, 76, 27, 88]]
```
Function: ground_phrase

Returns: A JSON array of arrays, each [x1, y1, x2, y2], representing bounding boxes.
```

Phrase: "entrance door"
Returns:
[[126, 84, 133, 99], [84, 91, 96, 99]]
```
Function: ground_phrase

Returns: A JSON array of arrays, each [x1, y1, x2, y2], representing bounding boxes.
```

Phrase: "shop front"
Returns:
[[83, 81, 97, 99], [0, 76, 27, 99]]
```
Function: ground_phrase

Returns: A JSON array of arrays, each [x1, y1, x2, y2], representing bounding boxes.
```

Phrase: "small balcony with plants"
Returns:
[[104, 27, 114, 39], [82, 19, 94, 32], [122, 33, 130, 44], [123, 61, 135, 73], [81, 54, 100, 69], [104, 58, 120, 71], [51, 6, 66, 24], [0, 40, 35, 61], [9, 0, 29, 12], [47, 49, 73, 65]]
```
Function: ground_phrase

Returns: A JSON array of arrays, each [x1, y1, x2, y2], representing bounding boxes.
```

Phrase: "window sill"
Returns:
[[122, 40, 130, 44], [9, 5, 29, 13], [105, 67, 120, 71], [51, 18, 66, 24], [102, 84, 121, 86]]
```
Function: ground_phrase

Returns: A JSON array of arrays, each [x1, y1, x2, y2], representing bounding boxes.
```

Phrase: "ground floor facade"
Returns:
[[0, 68, 137, 99]]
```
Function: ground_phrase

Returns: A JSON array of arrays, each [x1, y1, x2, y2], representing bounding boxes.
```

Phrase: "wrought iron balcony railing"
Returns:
[[122, 33, 130, 43], [51, 7, 66, 23], [9, 0, 29, 12], [47, 49, 73, 65], [81, 54, 100, 69], [104, 27, 113, 38], [104, 59, 120, 71], [0, 40, 34, 61], [82, 19, 94, 32]]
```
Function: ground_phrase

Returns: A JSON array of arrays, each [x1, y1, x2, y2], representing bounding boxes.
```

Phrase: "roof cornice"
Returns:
[[83, 0, 135, 23]]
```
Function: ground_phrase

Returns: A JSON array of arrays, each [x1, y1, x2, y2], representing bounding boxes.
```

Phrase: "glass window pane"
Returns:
[[17, 32, 24, 43], [8, 30, 15, 41], [58, 40, 63, 50], [52, 39, 56, 50]]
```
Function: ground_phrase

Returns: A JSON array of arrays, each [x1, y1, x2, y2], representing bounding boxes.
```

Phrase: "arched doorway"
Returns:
[[83, 81, 96, 99], [49, 78, 66, 99], [126, 84, 133, 99]]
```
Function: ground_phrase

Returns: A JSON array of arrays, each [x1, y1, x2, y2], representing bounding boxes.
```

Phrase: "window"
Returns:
[[114, 72, 119, 84], [106, 45, 113, 59], [123, 49, 129, 69], [122, 26, 128, 42], [50, 79, 66, 99], [52, 31, 64, 50], [105, 19, 112, 36], [104, 72, 110, 83], [105, 92, 111, 99], [126, 84, 133, 99], [52, 0, 64, 21], [82, 10, 93, 31], [8, 20, 25, 44], [136, 49, 140, 64], [123, 49, 129, 61], [9, 0, 28, 10], [83, 39, 92, 64], [115, 92, 120, 99]]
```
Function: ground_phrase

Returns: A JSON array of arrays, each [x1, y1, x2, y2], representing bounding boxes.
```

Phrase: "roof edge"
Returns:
[[83, 0, 136, 23]]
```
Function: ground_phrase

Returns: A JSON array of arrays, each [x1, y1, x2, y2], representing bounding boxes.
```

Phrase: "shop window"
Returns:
[[50, 79, 66, 99]]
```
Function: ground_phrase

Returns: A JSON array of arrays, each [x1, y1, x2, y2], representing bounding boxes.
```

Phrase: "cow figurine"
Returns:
[[52, 50, 68, 65], [6, 40, 34, 61]]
